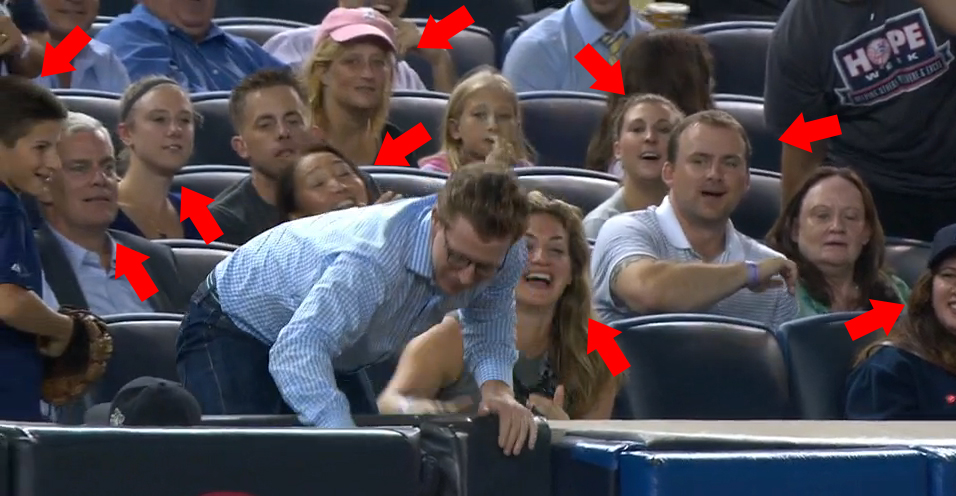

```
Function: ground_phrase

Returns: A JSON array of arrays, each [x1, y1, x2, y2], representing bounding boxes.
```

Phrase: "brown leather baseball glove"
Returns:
[[41, 307, 114, 406]]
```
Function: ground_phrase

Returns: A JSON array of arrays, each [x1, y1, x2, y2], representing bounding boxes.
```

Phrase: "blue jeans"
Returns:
[[176, 277, 379, 416]]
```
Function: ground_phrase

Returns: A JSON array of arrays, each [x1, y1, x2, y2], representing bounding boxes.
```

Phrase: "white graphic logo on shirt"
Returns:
[[9, 263, 21, 275], [833, 9, 953, 106]]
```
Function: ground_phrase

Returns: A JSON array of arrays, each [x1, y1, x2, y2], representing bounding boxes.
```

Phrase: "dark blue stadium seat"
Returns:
[[155, 239, 237, 300], [609, 314, 792, 419], [407, 19, 496, 85], [190, 92, 244, 166], [213, 0, 337, 25], [515, 167, 618, 214], [885, 237, 931, 287], [387, 90, 448, 159], [715, 94, 781, 173], [216, 17, 311, 45], [688, 21, 776, 98], [776, 312, 875, 420], [733, 168, 780, 241], [53, 89, 121, 150], [172, 165, 248, 199], [362, 166, 447, 197], [519, 91, 607, 168]]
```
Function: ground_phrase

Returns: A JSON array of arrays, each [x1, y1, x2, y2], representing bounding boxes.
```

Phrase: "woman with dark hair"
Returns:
[[845, 223, 956, 420], [584, 30, 715, 174], [765, 166, 908, 316], [276, 142, 395, 221]]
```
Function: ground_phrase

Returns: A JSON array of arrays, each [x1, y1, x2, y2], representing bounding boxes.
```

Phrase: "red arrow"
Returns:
[[574, 44, 624, 95], [115, 244, 158, 301], [779, 113, 842, 152], [41, 26, 92, 77], [418, 6, 474, 49], [587, 319, 630, 376], [180, 187, 223, 244], [374, 123, 431, 166], [845, 300, 905, 341]]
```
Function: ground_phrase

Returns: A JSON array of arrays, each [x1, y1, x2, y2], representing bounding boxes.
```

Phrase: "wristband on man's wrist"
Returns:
[[744, 261, 759, 289]]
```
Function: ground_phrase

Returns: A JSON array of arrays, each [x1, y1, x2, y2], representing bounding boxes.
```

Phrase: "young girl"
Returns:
[[418, 68, 534, 173]]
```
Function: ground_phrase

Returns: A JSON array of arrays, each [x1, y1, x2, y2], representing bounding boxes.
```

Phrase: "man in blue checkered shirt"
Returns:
[[176, 162, 538, 455]]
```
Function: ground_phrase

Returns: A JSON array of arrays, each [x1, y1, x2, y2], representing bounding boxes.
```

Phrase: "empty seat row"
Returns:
[[53, 88, 779, 171]]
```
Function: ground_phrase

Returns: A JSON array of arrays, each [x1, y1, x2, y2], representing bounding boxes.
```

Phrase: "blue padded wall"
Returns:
[[618, 448, 929, 496]]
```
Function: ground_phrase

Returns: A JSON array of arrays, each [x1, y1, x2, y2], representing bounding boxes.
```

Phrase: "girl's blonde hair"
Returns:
[[302, 37, 393, 139], [434, 66, 534, 172], [526, 191, 621, 418]]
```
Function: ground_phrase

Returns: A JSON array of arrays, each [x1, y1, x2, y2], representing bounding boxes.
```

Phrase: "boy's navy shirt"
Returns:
[[0, 181, 45, 421]]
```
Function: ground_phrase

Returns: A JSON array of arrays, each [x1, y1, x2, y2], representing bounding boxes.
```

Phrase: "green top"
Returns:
[[796, 274, 911, 317]]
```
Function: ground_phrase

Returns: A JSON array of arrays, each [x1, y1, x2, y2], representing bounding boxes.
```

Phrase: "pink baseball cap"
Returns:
[[315, 7, 397, 51]]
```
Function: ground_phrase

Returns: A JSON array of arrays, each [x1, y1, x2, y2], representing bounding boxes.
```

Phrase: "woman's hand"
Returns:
[[527, 385, 570, 420]]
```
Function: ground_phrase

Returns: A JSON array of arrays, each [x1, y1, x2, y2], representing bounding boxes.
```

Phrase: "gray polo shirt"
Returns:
[[765, 0, 956, 196], [590, 196, 798, 329]]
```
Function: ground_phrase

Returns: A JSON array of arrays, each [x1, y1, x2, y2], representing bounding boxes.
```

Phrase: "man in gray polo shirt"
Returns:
[[765, 0, 956, 241], [591, 110, 799, 328]]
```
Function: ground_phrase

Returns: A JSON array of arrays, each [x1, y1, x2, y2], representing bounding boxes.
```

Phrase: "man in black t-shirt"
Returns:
[[766, 0, 956, 241]]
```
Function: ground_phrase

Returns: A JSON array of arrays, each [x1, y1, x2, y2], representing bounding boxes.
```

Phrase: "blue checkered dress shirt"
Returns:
[[213, 195, 524, 427]]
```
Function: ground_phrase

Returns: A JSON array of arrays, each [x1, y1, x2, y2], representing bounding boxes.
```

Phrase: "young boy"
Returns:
[[0, 76, 76, 421]]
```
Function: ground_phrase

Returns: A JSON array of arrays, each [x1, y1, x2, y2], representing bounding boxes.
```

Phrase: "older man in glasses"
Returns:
[[176, 162, 538, 456]]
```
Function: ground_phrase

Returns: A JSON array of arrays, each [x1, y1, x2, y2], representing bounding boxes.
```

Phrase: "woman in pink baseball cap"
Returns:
[[302, 7, 420, 166]]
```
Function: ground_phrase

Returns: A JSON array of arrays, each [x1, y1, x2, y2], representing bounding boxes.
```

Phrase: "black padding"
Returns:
[[611, 314, 792, 419], [172, 165, 248, 200], [1, 425, 422, 496], [216, 17, 310, 45], [167, 245, 235, 301], [777, 312, 880, 419], [515, 167, 618, 214], [884, 237, 931, 287], [518, 91, 607, 168], [551, 436, 630, 496]]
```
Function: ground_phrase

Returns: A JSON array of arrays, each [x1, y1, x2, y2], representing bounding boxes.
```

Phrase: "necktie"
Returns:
[[600, 32, 628, 64]]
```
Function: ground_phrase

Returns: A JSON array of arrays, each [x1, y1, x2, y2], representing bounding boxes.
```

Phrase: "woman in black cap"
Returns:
[[845, 223, 956, 419]]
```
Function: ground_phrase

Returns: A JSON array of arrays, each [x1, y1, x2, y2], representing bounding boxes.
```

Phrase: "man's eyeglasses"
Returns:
[[442, 227, 505, 277]]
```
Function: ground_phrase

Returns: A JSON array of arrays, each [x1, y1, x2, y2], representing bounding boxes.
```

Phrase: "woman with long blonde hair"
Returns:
[[302, 7, 411, 165], [377, 191, 621, 419]]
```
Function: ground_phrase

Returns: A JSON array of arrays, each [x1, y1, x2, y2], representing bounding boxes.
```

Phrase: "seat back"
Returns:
[[884, 237, 931, 287], [155, 240, 237, 299], [172, 165, 248, 199], [387, 91, 448, 159], [90, 16, 111, 36], [89, 313, 184, 404], [688, 21, 776, 98], [519, 91, 607, 167], [361, 166, 447, 197], [216, 17, 310, 45], [776, 312, 877, 419], [515, 167, 618, 214], [3, 426, 422, 496], [191, 92, 244, 165], [733, 169, 780, 240], [612, 314, 791, 419], [715, 94, 780, 173], [407, 19, 496, 80], [213, 0, 337, 24], [54, 90, 122, 151]]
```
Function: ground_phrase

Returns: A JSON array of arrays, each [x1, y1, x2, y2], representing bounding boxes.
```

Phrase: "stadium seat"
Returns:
[[213, 0, 337, 25], [406, 19, 496, 83], [90, 16, 112, 36], [191, 91, 244, 166], [172, 165, 248, 199], [0, 425, 424, 496], [776, 312, 878, 420], [609, 314, 792, 419], [216, 17, 311, 45], [387, 90, 448, 159], [155, 240, 237, 299], [515, 167, 618, 214], [361, 166, 447, 197], [715, 94, 781, 173], [89, 313, 183, 404], [688, 21, 776, 98], [519, 91, 607, 168], [885, 237, 931, 287], [733, 169, 780, 240], [54, 89, 121, 149]]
